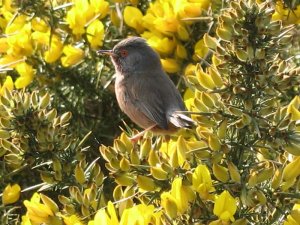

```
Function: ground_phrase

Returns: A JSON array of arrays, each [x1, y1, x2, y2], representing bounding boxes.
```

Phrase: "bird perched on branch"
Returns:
[[98, 37, 195, 141]]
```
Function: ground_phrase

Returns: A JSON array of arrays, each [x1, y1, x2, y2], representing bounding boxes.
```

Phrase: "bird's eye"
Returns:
[[120, 49, 128, 57]]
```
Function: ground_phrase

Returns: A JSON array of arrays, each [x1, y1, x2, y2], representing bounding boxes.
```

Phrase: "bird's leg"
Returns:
[[130, 124, 156, 142]]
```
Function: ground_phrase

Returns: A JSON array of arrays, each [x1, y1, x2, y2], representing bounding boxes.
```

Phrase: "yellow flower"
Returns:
[[177, 24, 189, 41], [2, 183, 21, 205], [0, 54, 24, 69], [89, 201, 119, 225], [66, 0, 109, 35], [176, 44, 187, 59], [63, 215, 84, 225], [193, 38, 209, 61], [61, 45, 84, 67], [287, 96, 300, 121], [161, 177, 195, 216], [0, 76, 14, 95], [143, 1, 179, 34], [86, 20, 104, 49], [181, 3, 202, 18], [184, 88, 194, 111], [213, 190, 237, 222], [124, 6, 144, 33], [23, 193, 59, 225], [120, 204, 161, 225], [184, 63, 196, 76], [32, 32, 63, 63], [66, 7, 86, 35], [66, 0, 93, 35], [0, 38, 9, 53], [174, 0, 210, 18], [21, 215, 32, 225], [272, 1, 300, 24], [0, 0, 15, 30], [5, 14, 27, 34], [155, 13, 178, 34], [161, 192, 178, 218], [192, 164, 215, 199], [31, 31, 49, 46], [284, 203, 300, 225], [31, 17, 49, 32], [45, 36, 63, 63], [142, 32, 175, 55], [6, 21, 33, 57], [15, 62, 35, 89], [282, 156, 300, 181], [91, 0, 109, 19], [161, 58, 180, 73]]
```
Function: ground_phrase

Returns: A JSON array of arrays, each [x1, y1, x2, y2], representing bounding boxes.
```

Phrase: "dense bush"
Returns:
[[0, 0, 300, 224]]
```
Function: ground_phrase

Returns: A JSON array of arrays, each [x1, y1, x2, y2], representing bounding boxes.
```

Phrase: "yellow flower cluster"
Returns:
[[88, 201, 162, 225], [272, 0, 300, 24], [0, 0, 109, 90], [123, 0, 211, 73]]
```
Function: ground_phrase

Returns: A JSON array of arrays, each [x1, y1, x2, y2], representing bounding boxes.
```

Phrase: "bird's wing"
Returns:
[[128, 74, 170, 129]]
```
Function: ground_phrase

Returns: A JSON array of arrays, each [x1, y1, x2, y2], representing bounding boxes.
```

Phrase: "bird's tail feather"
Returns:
[[169, 112, 196, 128]]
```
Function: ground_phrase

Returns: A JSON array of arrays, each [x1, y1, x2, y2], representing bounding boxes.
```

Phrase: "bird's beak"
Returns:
[[97, 50, 116, 57]]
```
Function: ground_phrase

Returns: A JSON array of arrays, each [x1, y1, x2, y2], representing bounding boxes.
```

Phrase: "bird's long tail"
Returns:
[[169, 112, 196, 128]]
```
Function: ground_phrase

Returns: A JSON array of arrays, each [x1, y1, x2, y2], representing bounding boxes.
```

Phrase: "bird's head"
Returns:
[[98, 37, 162, 76]]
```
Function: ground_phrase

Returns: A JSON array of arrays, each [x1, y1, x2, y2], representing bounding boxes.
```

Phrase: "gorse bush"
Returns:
[[0, 0, 300, 224]]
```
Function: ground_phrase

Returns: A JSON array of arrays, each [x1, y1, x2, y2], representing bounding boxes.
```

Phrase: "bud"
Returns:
[[39, 92, 50, 109], [161, 193, 178, 219], [236, 49, 248, 62], [130, 148, 140, 165], [217, 119, 228, 140], [196, 65, 216, 90], [75, 163, 85, 184], [201, 92, 215, 108], [203, 33, 218, 49], [228, 161, 241, 183], [140, 138, 151, 159], [2, 184, 21, 205], [148, 149, 160, 166], [216, 27, 232, 41], [113, 185, 123, 201], [283, 156, 300, 181], [208, 134, 221, 151], [0, 129, 10, 139], [31, 91, 39, 108], [120, 157, 130, 171], [151, 166, 168, 180], [137, 175, 157, 191], [58, 195, 71, 205], [60, 112, 72, 125], [40, 194, 59, 213], [45, 109, 57, 122], [208, 67, 223, 87], [213, 163, 229, 182], [40, 171, 55, 184], [271, 168, 282, 189], [114, 139, 128, 153], [81, 205, 90, 217], [285, 143, 300, 156], [114, 173, 135, 186]]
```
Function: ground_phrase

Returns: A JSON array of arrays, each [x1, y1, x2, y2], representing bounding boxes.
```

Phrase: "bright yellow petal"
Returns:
[[2, 184, 21, 205]]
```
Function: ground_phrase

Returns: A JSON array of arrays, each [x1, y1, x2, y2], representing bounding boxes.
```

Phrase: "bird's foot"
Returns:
[[129, 124, 156, 143], [129, 133, 144, 143]]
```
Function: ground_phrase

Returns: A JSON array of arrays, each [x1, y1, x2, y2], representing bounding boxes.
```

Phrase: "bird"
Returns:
[[98, 37, 195, 141]]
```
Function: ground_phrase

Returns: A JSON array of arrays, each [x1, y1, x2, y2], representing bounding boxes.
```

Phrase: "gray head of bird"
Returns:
[[98, 37, 162, 76]]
